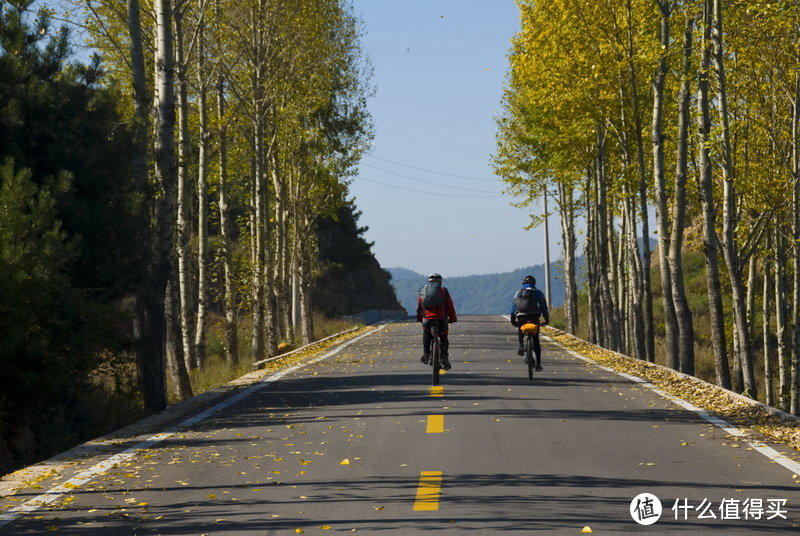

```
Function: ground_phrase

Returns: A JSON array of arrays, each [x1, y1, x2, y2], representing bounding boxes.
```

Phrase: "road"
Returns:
[[1, 315, 798, 534]]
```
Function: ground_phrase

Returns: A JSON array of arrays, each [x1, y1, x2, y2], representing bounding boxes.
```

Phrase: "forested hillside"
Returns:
[[495, 0, 800, 412], [0, 0, 392, 474], [315, 203, 403, 317], [388, 265, 567, 315]]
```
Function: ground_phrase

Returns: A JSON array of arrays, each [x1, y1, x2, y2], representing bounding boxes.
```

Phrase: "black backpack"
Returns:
[[421, 281, 444, 308], [515, 287, 540, 315]]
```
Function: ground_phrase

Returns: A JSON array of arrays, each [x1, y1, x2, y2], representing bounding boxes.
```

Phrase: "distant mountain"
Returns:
[[387, 264, 570, 315]]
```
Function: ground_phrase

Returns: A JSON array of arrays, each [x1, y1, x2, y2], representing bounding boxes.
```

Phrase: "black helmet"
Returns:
[[428, 273, 442, 282], [523, 275, 535, 285]]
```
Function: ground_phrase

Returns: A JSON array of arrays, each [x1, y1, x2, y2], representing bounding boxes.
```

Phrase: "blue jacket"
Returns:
[[510, 284, 549, 323]]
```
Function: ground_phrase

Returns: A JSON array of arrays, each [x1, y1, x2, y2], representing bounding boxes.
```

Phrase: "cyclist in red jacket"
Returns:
[[416, 273, 457, 370]]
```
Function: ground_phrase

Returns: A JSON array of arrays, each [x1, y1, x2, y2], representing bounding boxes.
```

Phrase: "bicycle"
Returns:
[[518, 319, 541, 381], [429, 323, 443, 385]]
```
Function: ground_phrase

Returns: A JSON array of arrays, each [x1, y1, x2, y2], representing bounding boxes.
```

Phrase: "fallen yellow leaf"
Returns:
[[582, 527, 593, 534], [339, 459, 350, 465]]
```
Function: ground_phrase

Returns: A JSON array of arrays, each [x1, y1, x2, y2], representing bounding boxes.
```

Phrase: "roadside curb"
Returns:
[[0, 322, 393, 499]]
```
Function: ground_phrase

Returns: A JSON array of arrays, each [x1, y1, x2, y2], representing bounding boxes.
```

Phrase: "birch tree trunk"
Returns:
[[298, 233, 314, 345], [251, 112, 266, 361], [165, 276, 192, 398], [142, 0, 180, 411], [653, 0, 678, 369], [194, 8, 209, 368], [763, 245, 774, 407], [249, 1, 267, 361], [126, 0, 149, 192], [668, 14, 696, 375], [596, 125, 622, 350], [696, 0, 730, 387], [625, 0, 654, 363], [775, 230, 790, 410], [215, 35, 238, 364], [558, 181, 578, 334], [712, 0, 756, 398], [585, 175, 599, 344], [127, 0, 171, 410], [174, 9, 195, 371], [791, 71, 800, 414]]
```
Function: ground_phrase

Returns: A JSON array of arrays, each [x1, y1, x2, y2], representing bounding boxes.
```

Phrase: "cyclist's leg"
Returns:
[[438, 319, 452, 369], [533, 333, 542, 369], [421, 319, 433, 362], [516, 314, 531, 355]]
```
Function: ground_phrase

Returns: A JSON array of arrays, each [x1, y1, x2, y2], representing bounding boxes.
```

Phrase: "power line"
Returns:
[[361, 163, 500, 194], [366, 154, 498, 182], [355, 177, 503, 198]]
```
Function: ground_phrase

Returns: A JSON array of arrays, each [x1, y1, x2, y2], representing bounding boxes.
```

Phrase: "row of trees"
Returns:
[[495, 0, 800, 413], [74, 0, 373, 410], [0, 0, 373, 472]]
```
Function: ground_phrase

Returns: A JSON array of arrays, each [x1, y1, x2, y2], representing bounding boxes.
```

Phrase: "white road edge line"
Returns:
[[536, 326, 800, 477], [0, 323, 390, 527]]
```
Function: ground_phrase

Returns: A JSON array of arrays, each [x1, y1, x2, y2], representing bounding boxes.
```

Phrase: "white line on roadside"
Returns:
[[0, 323, 390, 527], [542, 332, 800, 476]]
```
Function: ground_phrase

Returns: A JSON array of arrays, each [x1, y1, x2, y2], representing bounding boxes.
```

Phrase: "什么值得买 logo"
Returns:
[[630, 493, 663, 525]]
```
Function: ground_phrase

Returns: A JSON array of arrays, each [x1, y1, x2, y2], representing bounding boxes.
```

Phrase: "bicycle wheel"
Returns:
[[431, 327, 440, 385], [526, 336, 534, 381]]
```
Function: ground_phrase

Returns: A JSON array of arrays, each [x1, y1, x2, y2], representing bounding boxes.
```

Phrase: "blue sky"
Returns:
[[349, 0, 555, 278]]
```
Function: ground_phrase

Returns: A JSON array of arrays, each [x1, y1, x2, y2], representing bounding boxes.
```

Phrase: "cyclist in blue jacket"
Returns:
[[510, 275, 549, 370]]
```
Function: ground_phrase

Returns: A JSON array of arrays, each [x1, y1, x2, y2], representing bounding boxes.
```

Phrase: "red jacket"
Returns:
[[417, 287, 457, 322]]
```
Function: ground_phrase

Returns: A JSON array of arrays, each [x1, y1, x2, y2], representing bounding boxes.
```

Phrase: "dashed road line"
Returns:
[[413, 471, 443, 511], [426, 415, 444, 433]]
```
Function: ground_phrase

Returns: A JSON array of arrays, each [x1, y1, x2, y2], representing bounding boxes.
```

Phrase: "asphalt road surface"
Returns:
[[1, 315, 798, 535]]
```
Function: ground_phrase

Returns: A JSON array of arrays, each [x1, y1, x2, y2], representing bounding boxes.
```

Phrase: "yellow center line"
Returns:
[[413, 471, 443, 511], [430, 385, 443, 397], [426, 415, 444, 433]]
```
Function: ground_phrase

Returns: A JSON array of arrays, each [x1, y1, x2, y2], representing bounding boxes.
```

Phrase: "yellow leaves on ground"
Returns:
[[339, 459, 350, 465], [581, 527, 593, 533]]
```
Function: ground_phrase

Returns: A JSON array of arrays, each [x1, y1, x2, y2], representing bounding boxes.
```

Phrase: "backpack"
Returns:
[[421, 281, 444, 309], [515, 287, 540, 315]]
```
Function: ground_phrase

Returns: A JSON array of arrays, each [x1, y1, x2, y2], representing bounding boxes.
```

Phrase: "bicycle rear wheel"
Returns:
[[526, 336, 534, 381], [431, 326, 440, 385]]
